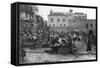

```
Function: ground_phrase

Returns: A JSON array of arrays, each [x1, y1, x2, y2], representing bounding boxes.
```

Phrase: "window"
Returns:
[[53, 24, 55, 26], [60, 24, 62, 26], [64, 24, 66, 26], [57, 18, 60, 22], [90, 24, 93, 28], [73, 20, 75, 23], [51, 19, 53, 22], [86, 24, 88, 28], [63, 19, 66, 22], [49, 24, 51, 26], [75, 16, 77, 19]]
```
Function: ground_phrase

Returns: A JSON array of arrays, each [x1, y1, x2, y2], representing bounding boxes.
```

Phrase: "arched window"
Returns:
[[64, 24, 66, 26], [63, 19, 66, 22], [60, 24, 62, 26], [53, 24, 55, 26], [51, 18, 53, 22], [57, 18, 60, 22], [90, 24, 93, 28], [86, 24, 88, 28]]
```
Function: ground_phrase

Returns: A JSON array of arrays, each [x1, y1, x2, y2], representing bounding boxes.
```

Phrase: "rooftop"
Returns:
[[74, 12, 86, 15], [48, 11, 86, 16], [48, 12, 66, 16]]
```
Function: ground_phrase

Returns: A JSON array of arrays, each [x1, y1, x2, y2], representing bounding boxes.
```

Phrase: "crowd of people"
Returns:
[[22, 29, 96, 53], [50, 30, 96, 53], [19, 29, 96, 62]]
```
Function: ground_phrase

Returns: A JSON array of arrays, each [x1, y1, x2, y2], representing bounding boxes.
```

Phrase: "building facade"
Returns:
[[19, 5, 48, 35], [48, 9, 87, 27], [81, 19, 96, 34], [48, 9, 96, 34]]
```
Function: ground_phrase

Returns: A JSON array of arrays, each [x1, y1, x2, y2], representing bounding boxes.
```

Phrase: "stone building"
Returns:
[[47, 9, 96, 34], [19, 5, 47, 36], [48, 9, 87, 27], [19, 5, 37, 35], [81, 19, 96, 34]]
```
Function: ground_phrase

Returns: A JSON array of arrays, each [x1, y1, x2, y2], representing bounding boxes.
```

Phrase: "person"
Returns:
[[50, 36, 59, 45], [58, 37, 62, 45], [61, 38, 68, 46], [50, 36, 59, 53], [87, 30, 94, 55], [72, 33, 77, 45], [67, 33, 73, 54]]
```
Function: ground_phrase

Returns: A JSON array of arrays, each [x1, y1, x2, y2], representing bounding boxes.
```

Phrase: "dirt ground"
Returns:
[[20, 41, 96, 64]]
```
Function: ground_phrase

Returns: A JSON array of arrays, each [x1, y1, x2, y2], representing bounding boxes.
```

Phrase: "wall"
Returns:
[[81, 19, 96, 33], [48, 16, 69, 27]]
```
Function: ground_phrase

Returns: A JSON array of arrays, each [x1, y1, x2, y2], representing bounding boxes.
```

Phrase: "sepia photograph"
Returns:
[[18, 3, 97, 64]]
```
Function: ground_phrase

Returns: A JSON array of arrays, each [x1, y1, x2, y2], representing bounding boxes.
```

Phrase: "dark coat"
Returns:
[[50, 38, 59, 45], [87, 35, 92, 51]]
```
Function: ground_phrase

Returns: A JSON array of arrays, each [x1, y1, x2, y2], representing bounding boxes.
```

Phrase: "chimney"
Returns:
[[69, 9, 73, 13], [50, 10, 53, 15]]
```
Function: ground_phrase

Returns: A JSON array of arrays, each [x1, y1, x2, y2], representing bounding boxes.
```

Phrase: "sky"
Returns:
[[36, 5, 96, 21]]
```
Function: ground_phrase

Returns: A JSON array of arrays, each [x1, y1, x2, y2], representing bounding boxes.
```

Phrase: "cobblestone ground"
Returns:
[[23, 52, 96, 63], [20, 41, 96, 64]]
